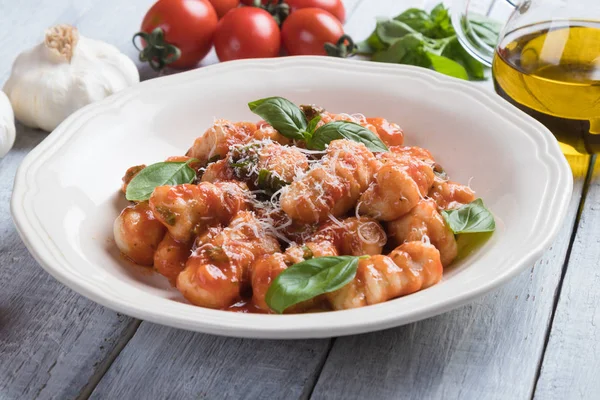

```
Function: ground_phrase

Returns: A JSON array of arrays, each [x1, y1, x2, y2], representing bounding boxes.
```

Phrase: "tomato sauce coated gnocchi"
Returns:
[[114, 102, 477, 314]]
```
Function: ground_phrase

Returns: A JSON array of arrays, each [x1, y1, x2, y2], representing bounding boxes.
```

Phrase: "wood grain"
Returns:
[[0, 1, 360, 398], [310, 156, 590, 400], [533, 158, 600, 400], [88, 323, 331, 400], [0, 124, 140, 400], [0, 0, 587, 398], [0, 1, 151, 399], [87, 0, 367, 397]]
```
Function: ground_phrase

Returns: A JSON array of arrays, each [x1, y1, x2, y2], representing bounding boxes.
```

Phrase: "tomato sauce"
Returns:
[[225, 299, 268, 314]]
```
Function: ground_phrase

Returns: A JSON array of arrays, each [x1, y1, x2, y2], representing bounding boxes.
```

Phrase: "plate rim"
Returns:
[[11, 57, 573, 339]]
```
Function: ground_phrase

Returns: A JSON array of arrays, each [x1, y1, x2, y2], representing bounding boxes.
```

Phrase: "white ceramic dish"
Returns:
[[11, 57, 572, 339]]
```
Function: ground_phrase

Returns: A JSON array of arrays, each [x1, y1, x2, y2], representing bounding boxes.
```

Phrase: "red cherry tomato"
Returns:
[[137, 0, 218, 69], [208, 0, 240, 18], [214, 7, 281, 61], [286, 0, 345, 23], [281, 8, 344, 56], [240, 0, 269, 4]]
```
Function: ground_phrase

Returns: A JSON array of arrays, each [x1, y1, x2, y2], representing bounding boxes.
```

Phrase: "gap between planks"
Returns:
[[302, 339, 336, 400], [76, 320, 142, 400], [529, 155, 597, 400]]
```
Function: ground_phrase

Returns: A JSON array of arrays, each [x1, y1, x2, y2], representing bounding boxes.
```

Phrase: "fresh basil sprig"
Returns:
[[427, 51, 469, 80], [442, 198, 495, 234], [257, 169, 288, 195], [266, 255, 362, 314], [228, 143, 291, 196], [125, 160, 197, 201], [248, 97, 308, 140], [357, 3, 498, 81], [306, 114, 322, 134], [310, 121, 389, 152], [467, 13, 503, 48], [248, 96, 388, 152]]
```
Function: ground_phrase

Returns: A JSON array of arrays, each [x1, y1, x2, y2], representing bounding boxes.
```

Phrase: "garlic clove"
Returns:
[[0, 91, 16, 158], [3, 24, 140, 132]]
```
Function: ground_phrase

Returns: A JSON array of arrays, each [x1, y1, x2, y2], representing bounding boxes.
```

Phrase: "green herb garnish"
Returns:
[[309, 121, 389, 152], [357, 3, 500, 81], [154, 206, 177, 226], [248, 96, 388, 152], [248, 97, 309, 141], [206, 246, 229, 263], [301, 245, 314, 260], [442, 198, 496, 234], [266, 256, 363, 314], [125, 160, 197, 201], [257, 169, 288, 195]]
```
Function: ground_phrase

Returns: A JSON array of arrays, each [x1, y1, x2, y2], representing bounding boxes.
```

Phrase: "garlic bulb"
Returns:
[[0, 91, 16, 158], [3, 25, 139, 132]]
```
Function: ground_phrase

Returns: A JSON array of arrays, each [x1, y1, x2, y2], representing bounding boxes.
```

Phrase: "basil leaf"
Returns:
[[362, 4, 488, 82], [375, 20, 418, 46], [229, 143, 261, 180], [309, 121, 388, 152], [454, 231, 494, 263], [365, 30, 387, 52], [266, 256, 360, 314], [395, 4, 454, 39], [426, 52, 469, 80], [442, 198, 496, 234], [429, 4, 447, 19], [355, 37, 377, 54], [427, 4, 454, 38], [440, 37, 485, 80], [248, 97, 308, 140], [125, 161, 196, 201], [394, 8, 430, 32], [421, 35, 451, 55], [306, 115, 322, 134], [257, 169, 289, 195], [468, 13, 502, 47], [373, 34, 431, 67]]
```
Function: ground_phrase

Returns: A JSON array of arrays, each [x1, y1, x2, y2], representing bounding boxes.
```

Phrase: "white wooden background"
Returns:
[[0, 0, 598, 399]]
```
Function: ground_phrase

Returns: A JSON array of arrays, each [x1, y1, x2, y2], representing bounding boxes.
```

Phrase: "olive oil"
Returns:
[[493, 21, 600, 155]]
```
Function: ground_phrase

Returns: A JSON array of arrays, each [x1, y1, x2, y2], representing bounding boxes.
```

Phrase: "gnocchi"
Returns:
[[114, 100, 491, 313]]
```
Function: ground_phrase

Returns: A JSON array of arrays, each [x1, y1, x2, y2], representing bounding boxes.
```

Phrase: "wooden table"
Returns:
[[1, 1, 597, 399]]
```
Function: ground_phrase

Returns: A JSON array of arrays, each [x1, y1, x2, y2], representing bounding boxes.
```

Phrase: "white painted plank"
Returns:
[[311, 155, 589, 400], [1, 0, 575, 399], [533, 158, 600, 400], [0, 0, 365, 398], [0, 124, 139, 399], [311, 3, 579, 396], [87, 2, 375, 398], [0, 1, 150, 398], [89, 323, 331, 400]]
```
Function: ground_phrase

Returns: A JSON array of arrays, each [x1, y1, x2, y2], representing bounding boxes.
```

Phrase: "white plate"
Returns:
[[11, 57, 572, 339]]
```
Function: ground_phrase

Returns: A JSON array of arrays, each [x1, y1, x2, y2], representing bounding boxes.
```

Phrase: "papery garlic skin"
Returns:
[[0, 91, 16, 158], [3, 25, 139, 132]]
